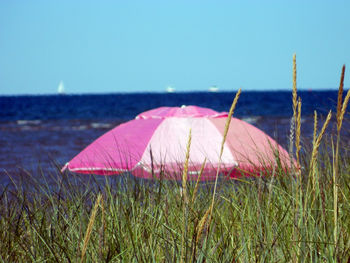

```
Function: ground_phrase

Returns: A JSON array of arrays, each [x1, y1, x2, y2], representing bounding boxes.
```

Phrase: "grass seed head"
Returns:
[[81, 194, 102, 263], [336, 65, 345, 124], [338, 89, 350, 133], [182, 128, 192, 203], [196, 207, 211, 244], [292, 54, 298, 122], [220, 88, 241, 158]]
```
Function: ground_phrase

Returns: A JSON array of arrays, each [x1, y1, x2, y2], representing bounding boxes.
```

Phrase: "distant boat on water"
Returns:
[[58, 81, 65, 95], [208, 85, 219, 92], [166, 86, 175, 93]]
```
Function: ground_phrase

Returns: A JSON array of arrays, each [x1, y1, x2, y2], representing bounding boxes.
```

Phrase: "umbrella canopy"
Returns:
[[62, 105, 291, 180]]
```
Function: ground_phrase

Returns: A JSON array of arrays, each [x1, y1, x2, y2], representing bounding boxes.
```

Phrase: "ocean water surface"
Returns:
[[0, 90, 347, 185]]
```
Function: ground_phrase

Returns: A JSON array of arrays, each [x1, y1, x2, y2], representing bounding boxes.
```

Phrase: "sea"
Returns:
[[0, 90, 348, 186]]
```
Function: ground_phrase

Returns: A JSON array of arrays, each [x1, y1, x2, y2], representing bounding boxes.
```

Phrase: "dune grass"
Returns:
[[1, 60, 350, 262]]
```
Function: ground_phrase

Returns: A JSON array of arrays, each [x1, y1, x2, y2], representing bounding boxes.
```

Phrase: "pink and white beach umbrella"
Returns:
[[62, 105, 291, 180]]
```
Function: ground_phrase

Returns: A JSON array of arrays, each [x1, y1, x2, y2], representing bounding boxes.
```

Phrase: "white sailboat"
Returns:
[[58, 81, 65, 95], [208, 85, 219, 92], [166, 86, 175, 93]]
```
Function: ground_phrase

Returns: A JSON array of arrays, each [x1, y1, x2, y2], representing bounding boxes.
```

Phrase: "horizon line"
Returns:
[[0, 87, 347, 97]]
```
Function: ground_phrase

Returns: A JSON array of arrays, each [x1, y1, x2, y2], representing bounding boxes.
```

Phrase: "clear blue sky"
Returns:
[[0, 1, 349, 95]]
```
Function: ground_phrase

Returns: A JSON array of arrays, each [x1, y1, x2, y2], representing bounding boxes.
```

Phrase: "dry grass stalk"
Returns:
[[292, 54, 298, 124], [207, 88, 241, 240], [182, 128, 192, 204], [180, 128, 192, 263], [219, 89, 242, 157], [291, 56, 300, 261], [295, 98, 301, 170], [288, 115, 295, 158], [332, 138, 338, 250], [289, 54, 298, 165], [291, 55, 300, 263], [303, 111, 332, 230], [336, 65, 345, 126], [313, 111, 317, 146], [311, 111, 332, 161], [210, 89, 241, 207], [80, 194, 102, 263], [196, 207, 211, 244], [191, 158, 207, 204], [309, 111, 332, 181], [337, 89, 350, 133], [334, 66, 348, 250], [99, 196, 105, 258], [311, 110, 318, 194]]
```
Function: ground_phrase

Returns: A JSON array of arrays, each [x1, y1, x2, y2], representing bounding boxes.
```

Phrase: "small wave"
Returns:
[[242, 116, 260, 124], [91, 123, 112, 129], [20, 125, 33, 131], [17, 120, 41, 125], [72, 125, 88, 130]]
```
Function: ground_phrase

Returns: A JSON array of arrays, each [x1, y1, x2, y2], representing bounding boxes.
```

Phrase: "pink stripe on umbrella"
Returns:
[[66, 118, 163, 175], [210, 117, 291, 176]]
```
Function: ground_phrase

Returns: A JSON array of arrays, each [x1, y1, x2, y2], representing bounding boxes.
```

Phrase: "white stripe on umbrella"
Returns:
[[138, 117, 238, 174]]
